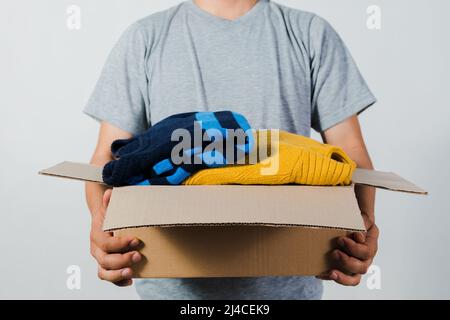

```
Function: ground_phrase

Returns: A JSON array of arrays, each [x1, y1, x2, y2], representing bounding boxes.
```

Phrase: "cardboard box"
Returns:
[[39, 161, 427, 278]]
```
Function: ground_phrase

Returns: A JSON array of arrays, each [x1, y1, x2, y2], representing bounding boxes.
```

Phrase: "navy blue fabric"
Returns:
[[103, 111, 254, 186]]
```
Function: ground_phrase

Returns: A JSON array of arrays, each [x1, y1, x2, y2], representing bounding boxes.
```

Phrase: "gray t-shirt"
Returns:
[[84, 0, 376, 300]]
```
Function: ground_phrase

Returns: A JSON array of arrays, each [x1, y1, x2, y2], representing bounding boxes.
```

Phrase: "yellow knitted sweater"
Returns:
[[183, 130, 356, 186]]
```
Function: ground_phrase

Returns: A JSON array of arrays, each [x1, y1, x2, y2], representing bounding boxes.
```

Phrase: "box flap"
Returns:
[[352, 168, 427, 195], [39, 162, 427, 195], [39, 161, 104, 184], [103, 185, 366, 232]]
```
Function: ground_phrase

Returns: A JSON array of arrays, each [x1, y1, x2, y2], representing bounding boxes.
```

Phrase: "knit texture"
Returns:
[[184, 130, 356, 186], [103, 111, 254, 186]]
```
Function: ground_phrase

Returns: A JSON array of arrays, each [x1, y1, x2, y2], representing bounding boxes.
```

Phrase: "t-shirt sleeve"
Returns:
[[309, 15, 377, 132], [83, 22, 150, 135]]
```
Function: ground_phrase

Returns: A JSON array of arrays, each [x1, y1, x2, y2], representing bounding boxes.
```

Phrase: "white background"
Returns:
[[1, 0, 449, 299]]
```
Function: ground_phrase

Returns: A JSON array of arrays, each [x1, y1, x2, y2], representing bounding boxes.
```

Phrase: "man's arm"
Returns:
[[86, 122, 142, 287], [318, 115, 379, 286]]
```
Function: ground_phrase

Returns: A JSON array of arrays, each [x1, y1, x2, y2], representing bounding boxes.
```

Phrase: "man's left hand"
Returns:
[[317, 213, 379, 286]]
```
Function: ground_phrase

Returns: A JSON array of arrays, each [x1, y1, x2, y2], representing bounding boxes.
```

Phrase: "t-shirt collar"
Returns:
[[185, 0, 268, 26]]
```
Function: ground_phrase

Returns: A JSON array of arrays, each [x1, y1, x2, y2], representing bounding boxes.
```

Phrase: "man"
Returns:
[[84, 0, 378, 299]]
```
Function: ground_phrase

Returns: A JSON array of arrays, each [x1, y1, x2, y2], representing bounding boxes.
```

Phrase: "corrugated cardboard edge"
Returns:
[[352, 168, 427, 195], [106, 223, 364, 232]]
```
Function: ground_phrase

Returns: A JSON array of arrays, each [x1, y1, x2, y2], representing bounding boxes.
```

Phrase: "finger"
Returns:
[[364, 224, 379, 256], [91, 220, 110, 239], [93, 232, 140, 253], [366, 223, 379, 246], [94, 189, 113, 224], [361, 213, 374, 231], [91, 219, 113, 237], [351, 232, 366, 244], [337, 236, 372, 260], [104, 236, 141, 253], [114, 279, 133, 287], [316, 273, 334, 281], [97, 266, 133, 283], [316, 271, 342, 282], [97, 250, 142, 270], [90, 230, 111, 259], [331, 249, 370, 274], [328, 269, 362, 286], [103, 189, 112, 208]]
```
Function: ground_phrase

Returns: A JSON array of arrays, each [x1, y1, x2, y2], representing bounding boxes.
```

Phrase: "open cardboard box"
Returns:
[[39, 161, 427, 278]]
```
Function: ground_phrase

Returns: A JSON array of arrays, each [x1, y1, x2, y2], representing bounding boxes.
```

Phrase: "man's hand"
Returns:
[[318, 213, 379, 286], [320, 115, 378, 286], [90, 189, 142, 286]]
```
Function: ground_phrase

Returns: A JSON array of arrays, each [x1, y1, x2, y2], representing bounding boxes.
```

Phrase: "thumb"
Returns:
[[102, 188, 112, 209], [361, 212, 374, 231]]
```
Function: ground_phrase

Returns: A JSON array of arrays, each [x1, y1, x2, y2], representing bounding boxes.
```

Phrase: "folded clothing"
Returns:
[[183, 130, 356, 186], [103, 111, 254, 186]]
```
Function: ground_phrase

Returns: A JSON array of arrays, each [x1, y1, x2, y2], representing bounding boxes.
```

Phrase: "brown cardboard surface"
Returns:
[[103, 185, 365, 231], [39, 161, 427, 277], [114, 226, 348, 277], [39, 161, 104, 184], [352, 168, 427, 195]]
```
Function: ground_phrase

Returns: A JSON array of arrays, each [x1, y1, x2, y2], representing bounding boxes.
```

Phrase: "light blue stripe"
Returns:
[[202, 150, 226, 167], [231, 112, 254, 154], [194, 112, 221, 130], [232, 112, 251, 132], [153, 158, 173, 175], [166, 167, 191, 184], [137, 180, 151, 186], [195, 112, 227, 137], [184, 146, 202, 156]]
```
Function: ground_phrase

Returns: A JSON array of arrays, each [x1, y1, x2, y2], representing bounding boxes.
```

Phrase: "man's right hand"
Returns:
[[89, 189, 142, 286]]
